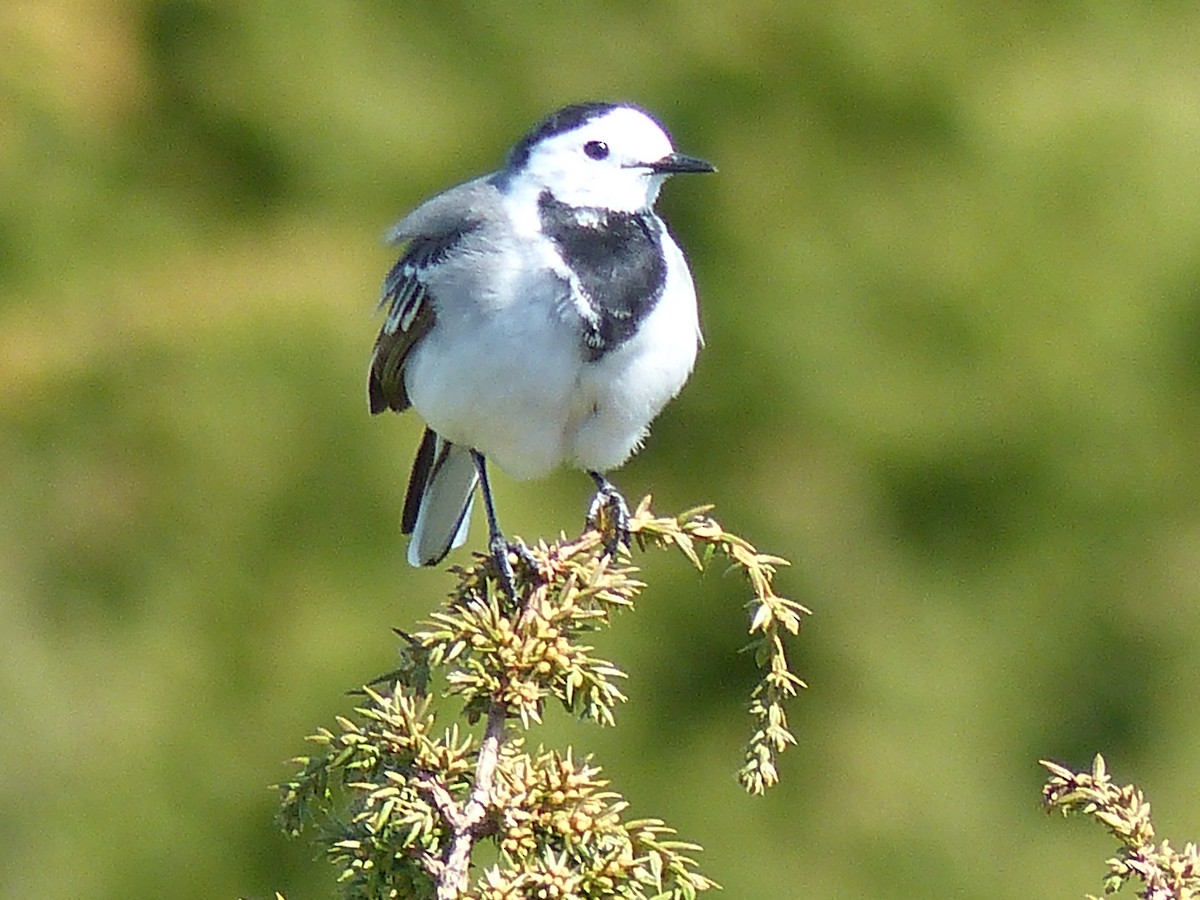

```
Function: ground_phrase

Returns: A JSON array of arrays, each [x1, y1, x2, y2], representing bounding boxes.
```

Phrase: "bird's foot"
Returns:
[[487, 532, 538, 600], [586, 475, 631, 559]]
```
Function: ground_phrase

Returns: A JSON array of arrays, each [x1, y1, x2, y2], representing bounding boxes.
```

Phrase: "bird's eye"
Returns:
[[583, 140, 609, 160]]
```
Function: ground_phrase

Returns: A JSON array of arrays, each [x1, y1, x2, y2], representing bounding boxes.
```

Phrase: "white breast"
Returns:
[[565, 228, 701, 471], [404, 213, 700, 480]]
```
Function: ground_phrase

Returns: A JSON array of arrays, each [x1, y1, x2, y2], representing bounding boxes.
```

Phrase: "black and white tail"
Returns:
[[402, 428, 478, 566]]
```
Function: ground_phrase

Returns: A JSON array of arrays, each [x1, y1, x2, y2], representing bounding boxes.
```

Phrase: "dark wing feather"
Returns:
[[401, 426, 439, 533], [368, 226, 476, 414]]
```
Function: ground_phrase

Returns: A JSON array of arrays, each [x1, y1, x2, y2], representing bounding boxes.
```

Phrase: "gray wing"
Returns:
[[368, 176, 501, 414]]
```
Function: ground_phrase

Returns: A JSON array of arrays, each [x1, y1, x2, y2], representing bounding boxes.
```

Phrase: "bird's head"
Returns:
[[505, 102, 715, 213]]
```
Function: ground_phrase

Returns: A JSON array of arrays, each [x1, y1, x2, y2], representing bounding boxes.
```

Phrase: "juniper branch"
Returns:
[[1041, 754, 1200, 899], [276, 497, 806, 898]]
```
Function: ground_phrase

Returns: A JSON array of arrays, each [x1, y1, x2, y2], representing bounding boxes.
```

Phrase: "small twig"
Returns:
[[413, 774, 465, 830], [437, 701, 507, 898]]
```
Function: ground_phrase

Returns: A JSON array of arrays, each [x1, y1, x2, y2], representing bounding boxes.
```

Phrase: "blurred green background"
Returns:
[[5, 2, 1200, 897]]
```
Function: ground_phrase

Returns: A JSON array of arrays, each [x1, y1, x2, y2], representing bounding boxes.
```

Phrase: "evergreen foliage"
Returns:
[[277, 499, 806, 898]]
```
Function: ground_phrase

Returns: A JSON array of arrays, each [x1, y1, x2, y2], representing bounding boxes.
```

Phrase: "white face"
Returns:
[[517, 107, 677, 212]]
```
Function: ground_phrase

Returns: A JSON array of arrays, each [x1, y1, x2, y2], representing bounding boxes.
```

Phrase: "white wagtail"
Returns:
[[369, 101, 714, 590]]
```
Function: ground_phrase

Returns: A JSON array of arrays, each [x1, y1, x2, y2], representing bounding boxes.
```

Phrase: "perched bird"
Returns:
[[369, 101, 714, 589]]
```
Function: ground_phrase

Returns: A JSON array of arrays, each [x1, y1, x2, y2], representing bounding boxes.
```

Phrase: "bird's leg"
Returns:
[[471, 451, 534, 598], [586, 471, 631, 558]]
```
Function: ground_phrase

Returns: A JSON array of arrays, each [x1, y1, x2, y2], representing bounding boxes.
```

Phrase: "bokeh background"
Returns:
[[6, 2, 1200, 897]]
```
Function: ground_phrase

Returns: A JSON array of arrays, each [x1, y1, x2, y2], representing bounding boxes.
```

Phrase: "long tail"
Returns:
[[402, 428, 478, 566]]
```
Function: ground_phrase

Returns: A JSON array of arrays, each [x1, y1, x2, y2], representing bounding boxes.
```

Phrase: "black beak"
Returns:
[[646, 151, 717, 175]]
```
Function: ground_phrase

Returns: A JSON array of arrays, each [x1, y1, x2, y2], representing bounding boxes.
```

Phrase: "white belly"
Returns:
[[404, 228, 701, 480]]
